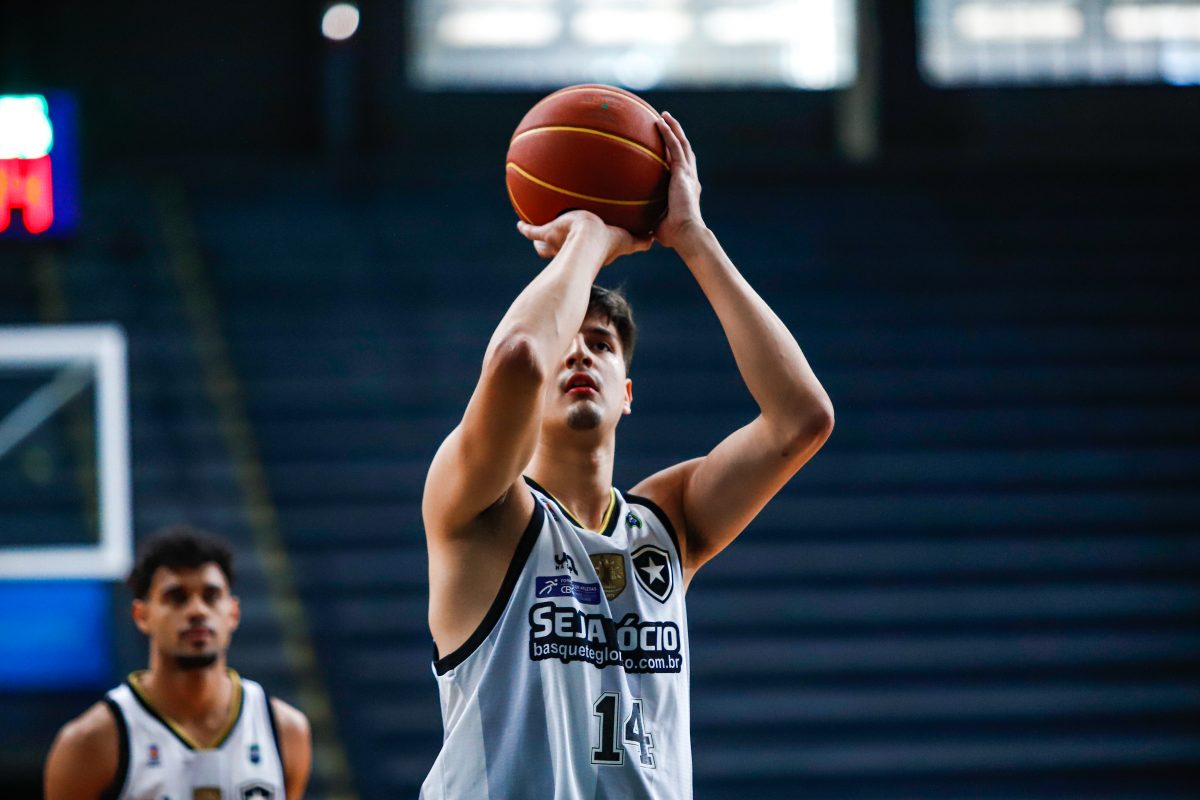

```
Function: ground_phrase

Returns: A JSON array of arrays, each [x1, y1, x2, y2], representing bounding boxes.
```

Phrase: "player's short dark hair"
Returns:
[[126, 525, 235, 599], [588, 285, 636, 371]]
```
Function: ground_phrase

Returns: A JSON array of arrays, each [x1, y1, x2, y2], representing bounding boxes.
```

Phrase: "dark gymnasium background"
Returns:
[[1, 1, 1198, 798]]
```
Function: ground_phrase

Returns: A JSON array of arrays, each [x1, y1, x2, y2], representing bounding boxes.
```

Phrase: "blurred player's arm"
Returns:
[[271, 697, 312, 800], [423, 212, 650, 534], [44, 702, 120, 800], [633, 113, 834, 581]]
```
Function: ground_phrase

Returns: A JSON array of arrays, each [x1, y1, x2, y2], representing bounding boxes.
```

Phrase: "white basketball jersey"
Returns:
[[103, 670, 285, 800], [422, 476, 692, 800]]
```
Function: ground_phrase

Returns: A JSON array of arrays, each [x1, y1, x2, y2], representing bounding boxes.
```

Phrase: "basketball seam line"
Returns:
[[506, 182, 533, 223], [510, 126, 669, 169], [506, 163, 664, 206], [533, 86, 661, 122]]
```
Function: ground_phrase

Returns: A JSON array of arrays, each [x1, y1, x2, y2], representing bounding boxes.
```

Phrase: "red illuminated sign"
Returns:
[[0, 93, 78, 239], [0, 155, 54, 234]]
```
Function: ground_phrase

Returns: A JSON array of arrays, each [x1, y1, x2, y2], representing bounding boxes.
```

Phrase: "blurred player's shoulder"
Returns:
[[270, 696, 312, 756], [44, 700, 120, 799], [50, 700, 118, 758]]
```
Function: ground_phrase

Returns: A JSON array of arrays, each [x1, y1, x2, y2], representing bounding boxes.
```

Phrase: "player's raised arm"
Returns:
[[632, 112, 834, 577], [423, 211, 651, 535]]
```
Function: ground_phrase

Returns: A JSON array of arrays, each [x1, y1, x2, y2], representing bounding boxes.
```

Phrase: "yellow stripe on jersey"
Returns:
[[128, 668, 244, 750], [537, 484, 617, 535]]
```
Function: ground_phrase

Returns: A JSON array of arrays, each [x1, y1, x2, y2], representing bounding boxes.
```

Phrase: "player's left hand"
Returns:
[[517, 209, 652, 266], [653, 112, 707, 253]]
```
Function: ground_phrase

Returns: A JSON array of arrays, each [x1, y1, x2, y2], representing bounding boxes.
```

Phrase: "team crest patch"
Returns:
[[589, 553, 626, 600], [632, 545, 672, 603], [239, 782, 275, 799]]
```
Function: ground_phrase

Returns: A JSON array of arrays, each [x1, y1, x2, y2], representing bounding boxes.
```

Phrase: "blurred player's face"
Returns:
[[133, 563, 240, 671], [545, 313, 632, 435]]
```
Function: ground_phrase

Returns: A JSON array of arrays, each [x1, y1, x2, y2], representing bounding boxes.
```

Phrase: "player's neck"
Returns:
[[527, 438, 615, 531], [140, 654, 233, 724]]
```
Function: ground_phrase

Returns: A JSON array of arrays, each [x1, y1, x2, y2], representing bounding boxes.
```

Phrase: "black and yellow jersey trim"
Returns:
[[434, 499, 546, 675], [125, 668, 244, 750], [524, 476, 620, 537]]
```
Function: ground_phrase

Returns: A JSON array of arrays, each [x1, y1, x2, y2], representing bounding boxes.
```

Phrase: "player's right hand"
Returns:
[[517, 210, 652, 266]]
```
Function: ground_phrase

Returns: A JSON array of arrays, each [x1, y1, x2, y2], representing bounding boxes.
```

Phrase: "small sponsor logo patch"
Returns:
[[536, 575, 602, 605], [249, 742, 261, 764], [555, 552, 578, 575], [148, 743, 160, 767]]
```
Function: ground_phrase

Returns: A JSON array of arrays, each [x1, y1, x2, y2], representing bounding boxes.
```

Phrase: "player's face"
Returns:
[[133, 563, 240, 669], [545, 313, 632, 434]]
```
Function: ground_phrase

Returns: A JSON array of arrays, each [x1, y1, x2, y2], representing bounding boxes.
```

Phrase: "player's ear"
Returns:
[[622, 378, 633, 415], [131, 599, 151, 635], [228, 595, 241, 631]]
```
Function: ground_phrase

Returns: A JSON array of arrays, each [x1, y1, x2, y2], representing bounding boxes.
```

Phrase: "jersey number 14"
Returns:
[[591, 692, 655, 768]]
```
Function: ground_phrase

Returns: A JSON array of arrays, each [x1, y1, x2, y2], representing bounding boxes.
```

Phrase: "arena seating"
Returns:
[[8, 165, 1195, 798]]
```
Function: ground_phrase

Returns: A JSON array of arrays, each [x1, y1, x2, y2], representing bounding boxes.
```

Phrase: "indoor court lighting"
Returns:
[[1106, 4, 1200, 41], [437, 8, 562, 47], [612, 51, 668, 89], [571, 9, 693, 45], [703, 1, 830, 46], [322, 3, 361, 41], [953, 2, 1084, 41]]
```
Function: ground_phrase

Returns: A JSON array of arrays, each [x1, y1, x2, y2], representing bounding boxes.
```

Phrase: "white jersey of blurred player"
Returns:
[[422, 479, 690, 799], [44, 527, 312, 800], [105, 670, 284, 800]]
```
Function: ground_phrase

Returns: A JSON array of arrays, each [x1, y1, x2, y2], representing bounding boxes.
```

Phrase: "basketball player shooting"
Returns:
[[44, 527, 312, 800], [421, 112, 834, 798]]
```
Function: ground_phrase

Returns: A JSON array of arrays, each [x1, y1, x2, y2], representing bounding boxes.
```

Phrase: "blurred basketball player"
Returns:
[[44, 526, 312, 800], [421, 112, 834, 797]]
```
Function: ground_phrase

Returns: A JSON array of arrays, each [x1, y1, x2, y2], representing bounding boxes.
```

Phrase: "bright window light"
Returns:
[[1107, 4, 1200, 41], [571, 9, 694, 45], [953, 2, 1084, 41], [412, 0, 856, 89], [322, 3, 361, 41], [438, 9, 563, 47], [921, 0, 1200, 85]]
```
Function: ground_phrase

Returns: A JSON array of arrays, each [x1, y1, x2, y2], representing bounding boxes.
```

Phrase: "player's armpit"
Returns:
[[632, 412, 832, 574], [44, 702, 120, 800], [423, 333, 545, 535], [270, 698, 312, 800]]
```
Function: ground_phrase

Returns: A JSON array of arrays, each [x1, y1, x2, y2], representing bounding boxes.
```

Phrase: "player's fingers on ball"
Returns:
[[673, 116, 696, 160], [656, 116, 685, 163]]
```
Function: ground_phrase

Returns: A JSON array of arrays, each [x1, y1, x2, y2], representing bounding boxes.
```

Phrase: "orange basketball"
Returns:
[[506, 84, 669, 236]]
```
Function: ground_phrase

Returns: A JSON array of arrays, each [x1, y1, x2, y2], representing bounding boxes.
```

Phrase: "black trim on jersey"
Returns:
[[124, 675, 246, 751], [100, 698, 130, 800], [265, 689, 286, 782], [624, 493, 682, 562], [525, 476, 620, 537], [433, 499, 546, 675]]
